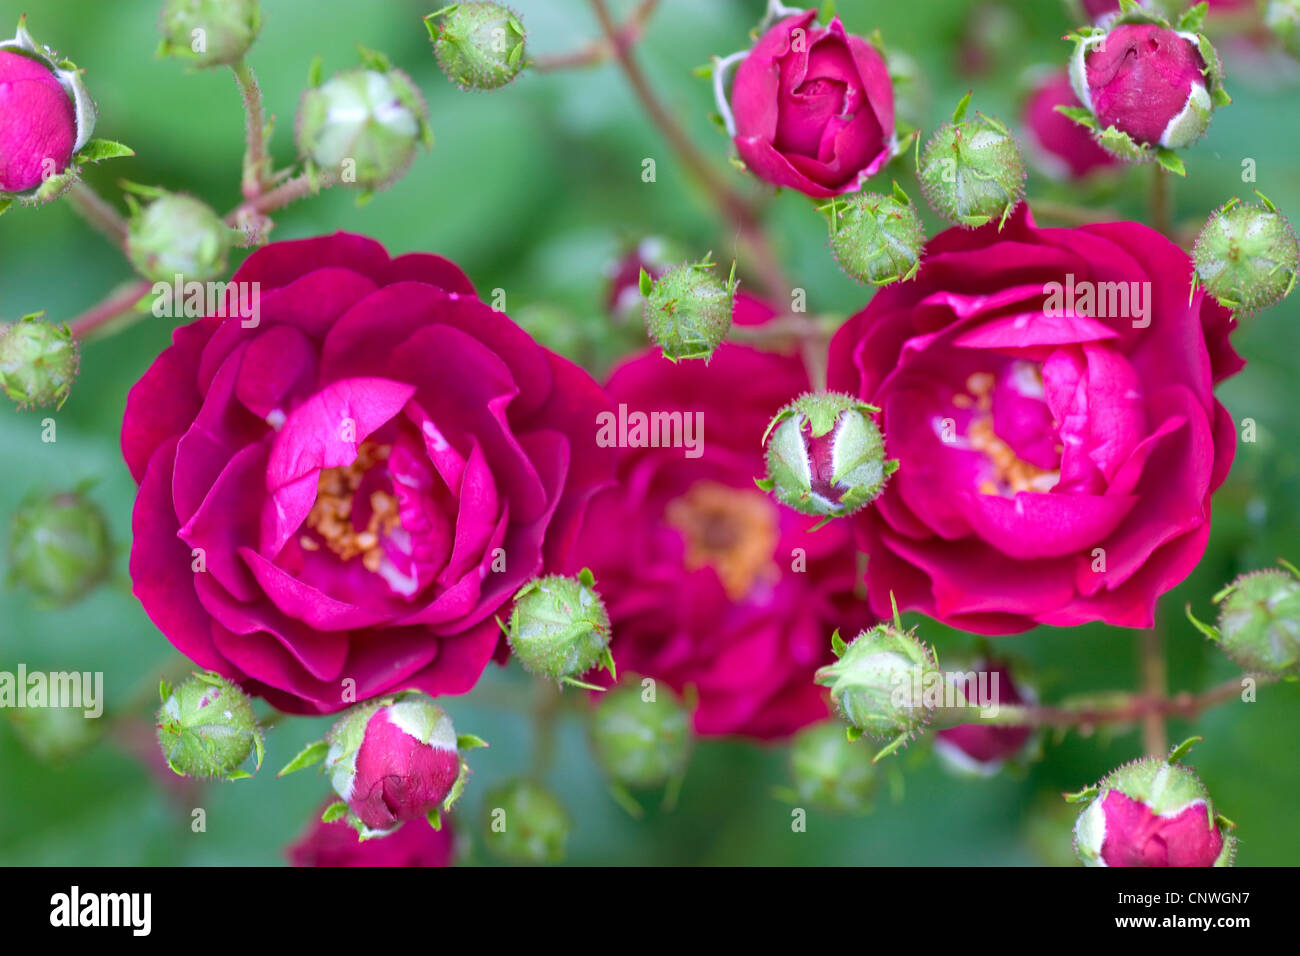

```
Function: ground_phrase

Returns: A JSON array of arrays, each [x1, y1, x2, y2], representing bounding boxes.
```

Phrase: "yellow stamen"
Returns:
[[665, 481, 780, 601]]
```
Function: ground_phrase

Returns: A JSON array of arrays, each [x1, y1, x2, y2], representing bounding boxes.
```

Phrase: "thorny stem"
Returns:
[[67, 278, 154, 340], [232, 58, 271, 201], [1151, 164, 1172, 238], [66, 181, 128, 248], [588, 0, 792, 309], [532, 0, 659, 71], [936, 676, 1246, 731]]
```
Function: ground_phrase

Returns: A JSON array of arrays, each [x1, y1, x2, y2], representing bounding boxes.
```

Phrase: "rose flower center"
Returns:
[[302, 441, 403, 573], [954, 366, 1060, 497], [665, 481, 780, 601]]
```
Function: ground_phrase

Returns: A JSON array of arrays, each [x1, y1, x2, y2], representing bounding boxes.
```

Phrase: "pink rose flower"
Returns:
[[1076, 23, 1211, 149], [124, 232, 615, 713], [827, 205, 1242, 633], [287, 802, 454, 867], [1022, 71, 1119, 180], [1094, 791, 1225, 866], [730, 11, 895, 198], [0, 48, 78, 193], [573, 296, 873, 738]]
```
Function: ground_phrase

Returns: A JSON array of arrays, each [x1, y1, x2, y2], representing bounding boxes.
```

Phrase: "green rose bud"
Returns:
[[757, 391, 898, 530], [0, 314, 78, 410], [590, 681, 692, 791], [425, 2, 526, 91], [814, 615, 941, 755], [505, 568, 615, 687], [157, 0, 262, 68], [641, 254, 736, 363], [7, 485, 109, 604], [918, 93, 1026, 230], [1192, 193, 1299, 316], [125, 188, 236, 282], [156, 672, 264, 781], [787, 719, 879, 814], [823, 182, 925, 286], [7, 705, 102, 764], [1186, 560, 1300, 678], [296, 50, 432, 192], [483, 778, 569, 864], [1264, 0, 1300, 58]]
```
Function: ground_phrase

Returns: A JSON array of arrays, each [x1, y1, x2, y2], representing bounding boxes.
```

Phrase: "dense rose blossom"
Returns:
[[730, 11, 895, 198], [573, 296, 873, 738], [288, 803, 454, 867], [1022, 71, 1119, 180], [828, 205, 1242, 633], [0, 48, 78, 193], [124, 233, 614, 713], [1076, 23, 1211, 148]]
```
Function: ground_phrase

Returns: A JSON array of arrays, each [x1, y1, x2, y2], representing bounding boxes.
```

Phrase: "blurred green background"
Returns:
[[1, 0, 1297, 866]]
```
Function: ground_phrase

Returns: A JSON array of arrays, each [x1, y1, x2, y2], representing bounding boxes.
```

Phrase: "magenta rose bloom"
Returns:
[[828, 205, 1242, 632], [1022, 71, 1119, 180], [573, 296, 873, 738], [933, 660, 1033, 775], [0, 48, 79, 193], [1073, 23, 1214, 150], [288, 802, 455, 867], [729, 11, 895, 198], [124, 233, 614, 713]]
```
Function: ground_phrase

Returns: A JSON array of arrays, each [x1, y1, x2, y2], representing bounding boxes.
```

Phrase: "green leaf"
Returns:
[[74, 139, 134, 165], [1063, 785, 1098, 804], [1154, 149, 1186, 177], [427, 808, 442, 830], [1168, 736, 1202, 764], [456, 733, 489, 751], [0, 197, 12, 217], [277, 739, 329, 777], [830, 629, 847, 658], [1053, 105, 1097, 130], [159, 679, 172, 703], [1184, 603, 1221, 643], [321, 801, 348, 823], [952, 90, 973, 124]]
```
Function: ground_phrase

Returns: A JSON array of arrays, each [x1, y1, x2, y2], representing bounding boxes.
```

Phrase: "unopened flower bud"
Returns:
[[1187, 560, 1300, 677], [157, 0, 262, 68], [641, 254, 736, 363], [506, 568, 614, 686], [1072, 0, 1184, 24], [295, 50, 432, 192], [758, 391, 898, 528], [425, 2, 526, 91], [1070, 737, 1236, 867], [7, 705, 102, 763], [607, 236, 685, 324], [590, 682, 692, 790], [918, 93, 1026, 229], [483, 778, 568, 864], [7, 486, 109, 604], [0, 20, 97, 204], [322, 691, 480, 837], [933, 659, 1034, 776], [156, 672, 264, 781], [787, 720, 879, 814], [126, 189, 236, 282], [1066, 15, 1228, 164], [814, 620, 940, 748], [1264, 0, 1300, 58], [1192, 194, 1299, 315], [0, 314, 78, 410], [823, 182, 925, 286]]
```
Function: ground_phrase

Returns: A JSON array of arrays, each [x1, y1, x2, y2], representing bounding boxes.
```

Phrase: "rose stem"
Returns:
[[231, 58, 271, 201], [67, 278, 154, 340], [1150, 164, 1172, 238], [936, 675, 1244, 731], [531, 0, 659, 72], [65, 181, 128, 249], [1139, 624, 1168, 755], [588, 0, 792, 309]]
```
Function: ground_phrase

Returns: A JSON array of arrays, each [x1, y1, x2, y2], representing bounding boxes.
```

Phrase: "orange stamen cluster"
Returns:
[[665, 481, 780, 600], [958, 371, 1060, 496], [301, 442, 402, 572]]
